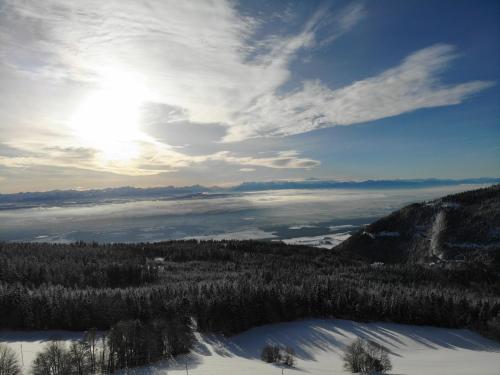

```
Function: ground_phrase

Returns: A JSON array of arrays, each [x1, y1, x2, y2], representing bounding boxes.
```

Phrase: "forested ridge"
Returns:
[[337, 184, 500, 264], [1, 240, 499, 342]]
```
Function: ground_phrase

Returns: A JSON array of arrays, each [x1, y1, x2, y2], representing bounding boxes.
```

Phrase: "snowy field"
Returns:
[[2, 319, 500, 375]]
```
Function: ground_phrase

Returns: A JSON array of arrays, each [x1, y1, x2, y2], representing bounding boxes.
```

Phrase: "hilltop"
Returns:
[[335, 184, 500, 266]]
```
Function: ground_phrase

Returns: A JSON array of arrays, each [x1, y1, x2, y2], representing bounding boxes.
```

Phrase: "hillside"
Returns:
[[335, 184, 500, 265]]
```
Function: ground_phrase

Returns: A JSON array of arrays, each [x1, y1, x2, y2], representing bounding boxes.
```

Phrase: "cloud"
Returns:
[[0, 0, 493, 181], [313, 2, 367, 47], [0, 141, 319, 176], [0, 0, 282, 123], [209, 150, 320, 169], [0, 0, 339, 177], [224, 44, 494, 141], [0, 0, 366, 126]]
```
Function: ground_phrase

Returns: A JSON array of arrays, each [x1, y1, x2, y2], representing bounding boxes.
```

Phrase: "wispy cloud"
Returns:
[[314, 2, 367, 47], [209, 150, 320, 169], [224, 44, 494, 141], [0, 140, 319, 176]]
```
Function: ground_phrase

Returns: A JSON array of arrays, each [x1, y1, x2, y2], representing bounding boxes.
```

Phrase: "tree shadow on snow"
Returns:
[[115, 352, 204, 375], [199, 318, 500, 363]]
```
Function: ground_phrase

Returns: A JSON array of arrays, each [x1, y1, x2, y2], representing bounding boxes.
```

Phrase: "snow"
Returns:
[[377, 231, 400, 237], [289, 225, 317, 230], [2, 319, 499, 375], [279, 232, 351, 249], [445, 242, 500, 249], [328, 224, 358, 231], [363, 231, 400, 239], [363, 231, 376, 239], [441, 202, 461, 209], [430, 211, 446, 258], [0, 331, 87, 370], [185, 229, 352, 249], [183, 229, 278, 241]]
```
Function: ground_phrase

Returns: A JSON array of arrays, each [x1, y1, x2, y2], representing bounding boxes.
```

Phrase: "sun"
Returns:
[[71, 72, 147, 162]]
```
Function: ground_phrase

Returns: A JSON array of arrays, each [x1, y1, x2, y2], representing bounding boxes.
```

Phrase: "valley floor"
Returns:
[[2, 319, 500, 375]]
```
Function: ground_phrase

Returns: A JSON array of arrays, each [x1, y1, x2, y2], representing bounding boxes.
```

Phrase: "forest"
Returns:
[[1, 240, 499, 341]]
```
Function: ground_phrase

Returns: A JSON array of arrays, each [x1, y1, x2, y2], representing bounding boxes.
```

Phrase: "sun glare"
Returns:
[[71, 71, 147, 162]]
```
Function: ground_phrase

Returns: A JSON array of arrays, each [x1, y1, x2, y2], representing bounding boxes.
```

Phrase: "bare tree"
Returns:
[[261, 344, 295, 367], [282, 346, 295, 367], [83, 328, 98, 373], [343, 338, 392, 374], [32, 341, 71, 375], [0, 344, 21, 375], [343, 338, 365, 373], [261, 344, 281, 363], [69, 342, 91, 375]]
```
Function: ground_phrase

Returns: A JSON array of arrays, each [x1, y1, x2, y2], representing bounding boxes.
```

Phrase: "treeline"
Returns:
[[31, 317, 193, 375], [441, 183, 500, 205], [1, 241, 499, 340], [0, 242, 159, 288]]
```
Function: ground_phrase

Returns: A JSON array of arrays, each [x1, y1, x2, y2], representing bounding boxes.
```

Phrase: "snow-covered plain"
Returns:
[[2, 319, 499, 375]]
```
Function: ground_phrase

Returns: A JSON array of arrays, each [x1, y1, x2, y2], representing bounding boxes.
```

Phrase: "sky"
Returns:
[[0, 0, 499, 193]]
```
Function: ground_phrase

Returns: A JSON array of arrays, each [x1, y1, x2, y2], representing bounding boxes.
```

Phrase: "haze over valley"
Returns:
[[0, 183, 486, 244]]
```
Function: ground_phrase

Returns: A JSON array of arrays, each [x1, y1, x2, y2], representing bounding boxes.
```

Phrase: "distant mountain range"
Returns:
[[335, 184, 500, 266], [1, 177, 499, 209], [230, 177, 500, 191]]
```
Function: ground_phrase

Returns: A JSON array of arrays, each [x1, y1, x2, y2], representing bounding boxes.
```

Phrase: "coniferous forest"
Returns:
[[1, 240, 499, 344]]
